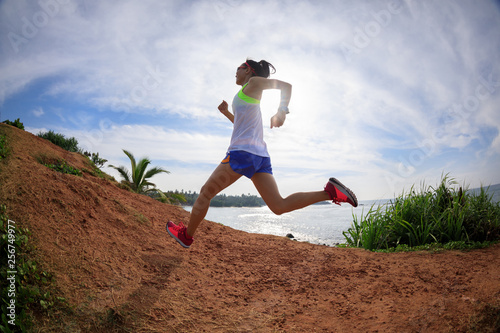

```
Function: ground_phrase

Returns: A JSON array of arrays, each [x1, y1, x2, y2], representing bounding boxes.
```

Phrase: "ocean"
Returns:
[[184, 200, 385, 246], [183, 184, 500, 246]]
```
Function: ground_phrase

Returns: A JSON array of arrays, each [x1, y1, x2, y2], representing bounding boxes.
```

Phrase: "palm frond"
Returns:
[[143, 166, 169, 179], [133, 157, 151, 189], [108, 164, 132, 183], [123, 150, 137, 174], [112, 150, 170, 195]]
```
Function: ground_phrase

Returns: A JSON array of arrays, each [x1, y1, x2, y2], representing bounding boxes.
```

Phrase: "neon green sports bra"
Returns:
[[237, 83, 260, 104]]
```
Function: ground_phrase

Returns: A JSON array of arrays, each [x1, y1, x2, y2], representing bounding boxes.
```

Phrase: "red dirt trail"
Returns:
[[1, 123, 499, 332]]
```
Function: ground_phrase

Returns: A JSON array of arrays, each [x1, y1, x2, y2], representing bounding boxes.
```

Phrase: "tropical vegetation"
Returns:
[[37, 130, 80, 153], [37, 130, 107, 169], [2, 118, 24, 130], [0, 205, 65, 331], [0, 135, 8, 160], [181, 190, 265, 207], [343, 175, 500, 251], [109, 149, 169, 198], [83, 151, 107, 169], [35, 127, 178, 202]]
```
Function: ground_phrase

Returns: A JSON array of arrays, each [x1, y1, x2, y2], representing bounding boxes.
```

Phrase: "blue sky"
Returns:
[[1, 0, 499, 200]]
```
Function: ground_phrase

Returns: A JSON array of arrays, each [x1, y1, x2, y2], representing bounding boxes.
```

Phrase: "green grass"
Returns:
[[343, 175, 500, 251], [35, 154, 82, 177], [44, 160, 82, 176], [0, 205, 67, 332], [0, 135, 9, 160]]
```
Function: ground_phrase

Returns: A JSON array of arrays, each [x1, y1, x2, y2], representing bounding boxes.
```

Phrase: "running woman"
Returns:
[[167, 59, 357, 248]]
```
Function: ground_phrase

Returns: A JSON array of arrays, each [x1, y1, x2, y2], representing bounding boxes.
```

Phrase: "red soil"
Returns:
[[1, 123, 499, 332]]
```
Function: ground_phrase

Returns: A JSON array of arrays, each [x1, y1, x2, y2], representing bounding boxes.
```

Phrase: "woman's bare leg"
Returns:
[[187, 162, 242, 236], [251, 172, 329, 215]]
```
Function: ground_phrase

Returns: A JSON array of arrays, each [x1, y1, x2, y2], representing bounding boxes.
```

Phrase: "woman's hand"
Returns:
[[271, 111, 286, 128], [218, 100, 229, 114], [218, 100, 234, 123]]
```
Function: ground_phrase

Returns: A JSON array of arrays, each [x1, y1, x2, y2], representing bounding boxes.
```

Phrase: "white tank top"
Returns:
[[227, 83, 269, 157]]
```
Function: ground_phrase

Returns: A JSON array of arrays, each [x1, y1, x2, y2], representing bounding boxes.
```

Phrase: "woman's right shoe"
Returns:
[[324, 177, 358, 207]]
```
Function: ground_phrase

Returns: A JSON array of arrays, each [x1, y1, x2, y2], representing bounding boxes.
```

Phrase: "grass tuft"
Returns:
[[35, 154, 82, 176], [0, 205, 68, 331], [0, 135, 9, 160], [343, 174, 500, 251]]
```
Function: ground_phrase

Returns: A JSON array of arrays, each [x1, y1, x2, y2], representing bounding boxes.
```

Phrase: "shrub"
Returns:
[[83, 151, 108, 169], [2, 118, 24, 130], [37, 130, 80, 153], [37, 131, 109, 172]]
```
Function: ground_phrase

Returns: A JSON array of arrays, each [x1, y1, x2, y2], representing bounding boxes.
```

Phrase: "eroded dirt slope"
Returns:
[[1, 123, 499, 332]]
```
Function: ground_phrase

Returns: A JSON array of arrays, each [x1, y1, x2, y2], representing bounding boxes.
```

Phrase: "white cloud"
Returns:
[[3, 0, 500, 199], [32, 106, 44, 117]]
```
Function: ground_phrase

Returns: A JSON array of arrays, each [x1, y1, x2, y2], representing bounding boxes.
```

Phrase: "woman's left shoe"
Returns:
[[166, 221, 194, 248]]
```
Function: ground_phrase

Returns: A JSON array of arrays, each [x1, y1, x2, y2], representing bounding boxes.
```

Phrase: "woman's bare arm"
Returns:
[[218, 100, 234, 123], [244, 77, 292, 128], [244, 77, 292, 104]]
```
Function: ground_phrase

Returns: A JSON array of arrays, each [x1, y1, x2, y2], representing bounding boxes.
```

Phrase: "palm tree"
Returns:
[[109, 149, 169, 195]]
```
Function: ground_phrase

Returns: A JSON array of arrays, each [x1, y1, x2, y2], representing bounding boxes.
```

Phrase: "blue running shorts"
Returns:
[[221, 150, 273, 179]]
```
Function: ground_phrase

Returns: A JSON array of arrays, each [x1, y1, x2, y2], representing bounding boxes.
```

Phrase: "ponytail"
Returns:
[[245, 59, 276, 78]]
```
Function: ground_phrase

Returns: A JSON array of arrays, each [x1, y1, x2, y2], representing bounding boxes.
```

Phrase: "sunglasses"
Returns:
[[237, 62, 256, 74]]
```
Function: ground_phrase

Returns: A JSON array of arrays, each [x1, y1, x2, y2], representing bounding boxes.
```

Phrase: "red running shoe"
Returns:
[[166, 221, 193, 248], [324, 178, 358, 207]]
